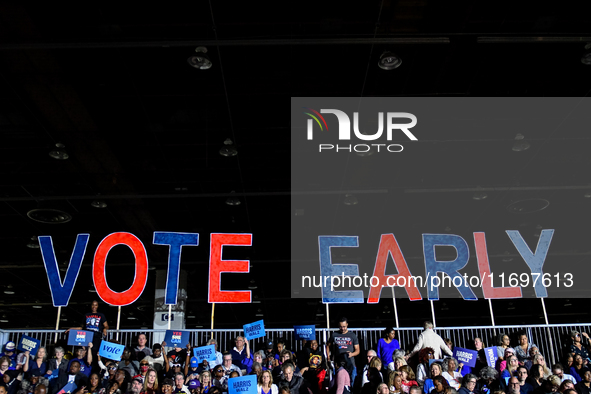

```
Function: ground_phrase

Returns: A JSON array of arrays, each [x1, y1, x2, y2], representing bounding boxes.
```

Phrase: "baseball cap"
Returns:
[[266, 341, 273, 349], [189, 380, 201, 390], [4, 342, 15, 351], [132, 377, 143, 384], [190, 357, 199, 368]]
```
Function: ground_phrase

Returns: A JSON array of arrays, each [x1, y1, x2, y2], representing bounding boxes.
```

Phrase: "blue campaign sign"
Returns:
[[163, 330, 190, 347], [57, 382, 77, 394], [193, 345, 217, 363], [17, 335, 40, 356], [484, 347, 497, 367], [98, 340, 126, 361], [453, 347, 477, 368], [294, 325, 316, 340], [243, 320, 265, 340], [228, 375, 257, 394], [67, 330, 94, 346]]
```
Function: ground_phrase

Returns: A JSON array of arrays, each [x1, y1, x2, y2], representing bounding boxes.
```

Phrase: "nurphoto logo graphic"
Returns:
[[303, 107, 418, 153]]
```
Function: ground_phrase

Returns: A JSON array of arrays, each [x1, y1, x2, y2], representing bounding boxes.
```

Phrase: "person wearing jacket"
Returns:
[[407, 322, 453, 361]]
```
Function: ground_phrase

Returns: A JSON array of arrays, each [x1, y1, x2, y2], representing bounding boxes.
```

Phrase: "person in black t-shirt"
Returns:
[[66, 300, 109, 368], [67, 301, 109, 339], [299, 340, 326, 394]]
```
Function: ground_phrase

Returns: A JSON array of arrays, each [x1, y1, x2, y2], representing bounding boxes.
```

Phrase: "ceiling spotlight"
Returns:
[[219, 138, 238, 157], [226, 191, 241, 206], [27, 209, 72, 224], [91, 200, 107, 208], [473, 190, 488, 201], [248, 280, 258, 290], [49, 143, 69, 160], [512, 133, 530, 152], [378, 51, 402, 70], [187, 47, 212, 70], [581, 43, 591, 65], [26, 236, 40, 249], [343, 194, 358, 206]]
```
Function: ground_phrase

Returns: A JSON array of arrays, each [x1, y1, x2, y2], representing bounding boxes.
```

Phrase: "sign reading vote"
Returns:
[[228, 375, 257, 394], [243, 320, 265, 340], [164, 330, 190, 347], [294, 325, 316, 340], [193, 345, 217, 363], [17, 335, 40, 356], [68, 330, 94, 346], [99, 341, 126, 361], [484, 347, 497, 367], [453, 347, 477, 368]]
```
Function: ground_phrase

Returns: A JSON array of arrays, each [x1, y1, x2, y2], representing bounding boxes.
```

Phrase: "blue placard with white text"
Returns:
[[163, 329, 190, 347], [243, 320, 265, 340], [67, 330, 94, 346], [228, 375, 257, 394], [484, 347, 497, 367], [98, 340, 126, 361], [453, 347, 477, 368], [17, 335, 40, 356], [57, 382, 77, 394], [193, 345, 217, 363], [294, 325, 316, 340]]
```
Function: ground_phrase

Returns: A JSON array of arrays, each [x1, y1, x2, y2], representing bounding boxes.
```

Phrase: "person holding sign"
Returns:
[[52, 361, 88, 394], [69, 345, 94, 378], [231, 337, 253, 375], [23, 347, 51, 379], [66, 301, 109, 366]]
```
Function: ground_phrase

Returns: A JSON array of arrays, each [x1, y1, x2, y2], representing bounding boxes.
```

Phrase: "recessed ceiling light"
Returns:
[[187, 47, 212, 70], [88, 289, 97, 293], [26, 236, 40, 249], [343, 194, 358, 206], [248, 280, 257, 290], [32, 305, 42, 309], [127, 316, 137, 320], [226, 191, 241, 206], [0, 320, 8, 323], [506, 198, 550, 214], [49, 143, 69, 160], [219, 139, 238, 157], [27, 209, 72, 224], [187, 315, 196, 319], [378, 51, 402, 70], [512, 133, 530, 152], [3, 291, 14, 295], [91, 200, 107, 208]]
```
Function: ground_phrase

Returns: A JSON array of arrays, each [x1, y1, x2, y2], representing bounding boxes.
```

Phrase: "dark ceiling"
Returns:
[[1, 1, 591, 330]]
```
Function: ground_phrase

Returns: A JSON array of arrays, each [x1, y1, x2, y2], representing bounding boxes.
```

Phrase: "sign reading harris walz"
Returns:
[[38, 232, 253, 307], [305, 230, 573, 303]]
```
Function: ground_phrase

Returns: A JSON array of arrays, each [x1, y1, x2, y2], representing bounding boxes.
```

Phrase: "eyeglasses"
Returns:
[[109, 366, 117, 370], [215, 370, 223, 373], [0, 364, 8, 368]]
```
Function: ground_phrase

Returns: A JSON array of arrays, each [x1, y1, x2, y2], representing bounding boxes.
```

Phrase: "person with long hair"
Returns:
[[257, 370, 278, 394], [377, 328, 400, 371], [533, 354, 552, 379], [199, 371, 213, 394], [423, 363, 443, 394], [570, 354, 590, 383], [81, 373, 103, 394], [432, 377, 449, 394], [527, 364, 544, 390], [570, 332, 591, 360], [23, 347, 49, 378], [393, 357, 408, 372], [400, 366, 418, 393], [417, 348, 435, 387], [389, 371, 403, 394], [500, 355, 519, 390], [362, 357, 384, 386], [142, 368, 159, 394], [361, 367, 383, 394]]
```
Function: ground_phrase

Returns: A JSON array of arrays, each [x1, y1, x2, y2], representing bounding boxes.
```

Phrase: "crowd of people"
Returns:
[[0, 303, 589, 394]]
